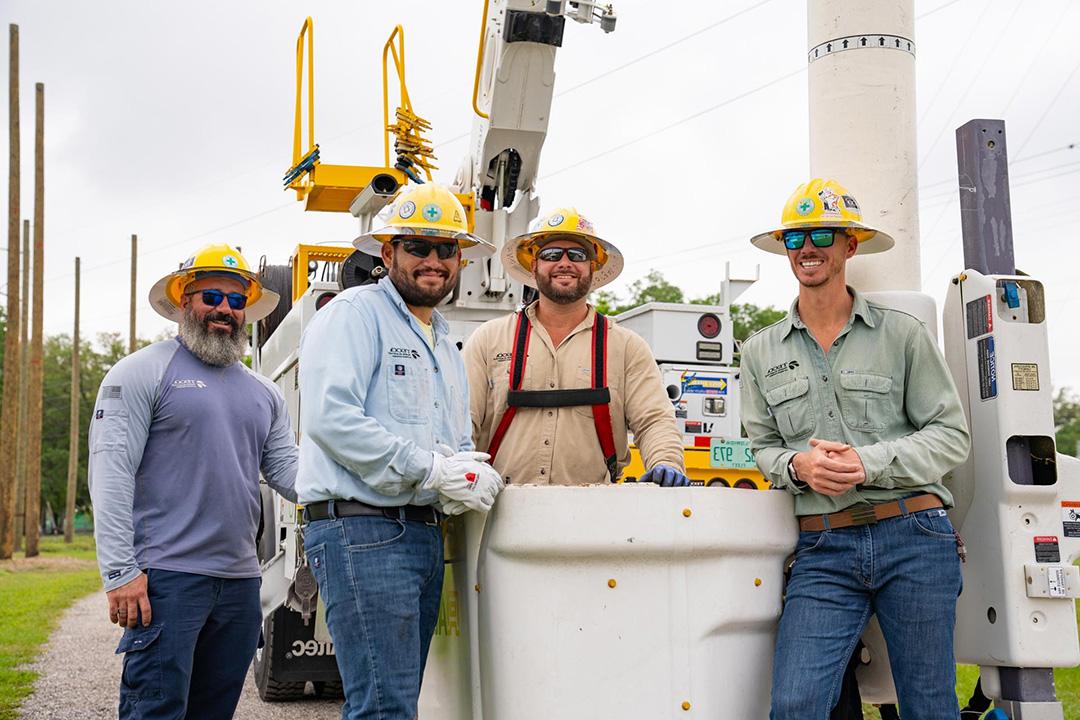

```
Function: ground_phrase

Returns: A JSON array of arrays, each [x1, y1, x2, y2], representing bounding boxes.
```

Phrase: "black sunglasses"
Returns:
[[782, 228, 844, 250], [184, 289, 248, 310], [536, 246, 590, 263], [396, 238, 461, 260]]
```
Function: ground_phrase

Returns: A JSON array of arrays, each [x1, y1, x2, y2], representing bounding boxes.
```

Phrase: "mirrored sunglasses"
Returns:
[[184, 289, 249, 310], [782, 228, 841, 251]]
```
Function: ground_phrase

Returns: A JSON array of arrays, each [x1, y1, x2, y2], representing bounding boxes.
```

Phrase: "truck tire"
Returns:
[[253, 609, 307, 702], [314, 680, 345, 699]]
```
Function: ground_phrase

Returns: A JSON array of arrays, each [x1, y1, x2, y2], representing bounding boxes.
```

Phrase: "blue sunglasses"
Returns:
[[782, 228, 843, 250], [185, 289, 249, 310]]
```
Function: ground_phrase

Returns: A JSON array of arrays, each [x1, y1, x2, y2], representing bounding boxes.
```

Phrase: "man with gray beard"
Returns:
[[464, 208, 688, 487], [88, 243, 298, 720]]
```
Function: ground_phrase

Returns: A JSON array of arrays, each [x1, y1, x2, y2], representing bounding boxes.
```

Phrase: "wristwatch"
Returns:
[[787, 456, 802, 485]]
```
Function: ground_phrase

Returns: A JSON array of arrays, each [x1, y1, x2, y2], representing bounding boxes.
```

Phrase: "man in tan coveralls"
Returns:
[[463, 208, 688, 487]]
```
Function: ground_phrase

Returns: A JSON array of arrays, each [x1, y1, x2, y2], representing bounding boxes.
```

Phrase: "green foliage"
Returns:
[[728, 303, 787, 343], [1055, 387, 1080, 457], [0, 536, 100, 719]]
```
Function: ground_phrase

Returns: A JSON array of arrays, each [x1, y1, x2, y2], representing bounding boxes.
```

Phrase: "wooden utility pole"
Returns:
[[129, 234, 137, 353], [64, 258, 80, 543], [24, 83, 44, 557], [1, 24, 22, 559], [14, 219, 30, 551]]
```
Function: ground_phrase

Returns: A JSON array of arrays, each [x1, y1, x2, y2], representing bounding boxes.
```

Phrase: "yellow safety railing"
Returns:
[[471, 0, 491, 119], [287, 17, 317, 200], [382, 26, 436, 182], [291, 244, 356, 303]]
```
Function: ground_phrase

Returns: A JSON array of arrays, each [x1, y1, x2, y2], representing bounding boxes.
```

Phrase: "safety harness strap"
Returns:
[[486, 310, 618, 482]]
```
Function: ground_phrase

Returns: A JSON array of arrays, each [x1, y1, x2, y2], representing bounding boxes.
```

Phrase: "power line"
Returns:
[[998, 1, 1072, 119], [1012, 49, 1080, 159], [540, 67, 805, 180], [916, 0, 967, 20]]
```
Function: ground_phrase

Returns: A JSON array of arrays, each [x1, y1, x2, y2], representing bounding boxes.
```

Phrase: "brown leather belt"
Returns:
[[303, 499, 443, 524], [799, 493, 943, 532]]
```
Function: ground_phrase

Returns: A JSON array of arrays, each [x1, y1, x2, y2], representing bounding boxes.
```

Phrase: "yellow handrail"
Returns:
[[471, 0, 491, 119], [290, 17, 316, 198], [382, 26, 411, 169]]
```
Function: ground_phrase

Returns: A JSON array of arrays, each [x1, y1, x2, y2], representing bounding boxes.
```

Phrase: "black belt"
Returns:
[[303, 500, 443, 524]]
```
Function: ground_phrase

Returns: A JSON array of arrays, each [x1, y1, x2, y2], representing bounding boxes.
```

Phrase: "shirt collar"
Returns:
[[523, 300, 596, 335], [780, 286, 875, 341]]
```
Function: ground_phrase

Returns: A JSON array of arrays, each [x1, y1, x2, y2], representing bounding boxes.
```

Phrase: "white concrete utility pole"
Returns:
[[807, 0, 920, 292]]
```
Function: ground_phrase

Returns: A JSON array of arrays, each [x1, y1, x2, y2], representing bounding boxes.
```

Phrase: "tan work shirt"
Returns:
[[464, 302, 684, 485]]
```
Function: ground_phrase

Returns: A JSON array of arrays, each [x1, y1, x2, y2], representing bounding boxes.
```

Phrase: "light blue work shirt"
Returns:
[[297, 278, 473, 507]]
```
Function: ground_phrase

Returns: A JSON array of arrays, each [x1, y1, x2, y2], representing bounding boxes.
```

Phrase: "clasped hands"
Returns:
[[792, 438, 867, 497], [422, 444, 505, 516]]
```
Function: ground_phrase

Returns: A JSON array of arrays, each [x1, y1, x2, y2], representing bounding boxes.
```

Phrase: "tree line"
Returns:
[[0, 269, 1076, 536]]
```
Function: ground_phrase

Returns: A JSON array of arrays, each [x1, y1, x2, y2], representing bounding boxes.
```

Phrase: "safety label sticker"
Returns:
[[977, 336, 997, 400], [1035, 536, 1061, 563], [965, 295, 993, 339], [1062, 502, 1080, 538], [1011, 363, 1040, 391], [682, 374, 728, 395]]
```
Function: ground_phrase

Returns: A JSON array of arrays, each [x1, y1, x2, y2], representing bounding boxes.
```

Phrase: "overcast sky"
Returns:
[[3, 0, 1079, 389]]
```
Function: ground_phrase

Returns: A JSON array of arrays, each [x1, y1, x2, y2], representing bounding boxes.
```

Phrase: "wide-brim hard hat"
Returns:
[[750, 178, 896, 255], [501, 208, 624, 290], [354, 184, 496, 260], [148, 244, 281, 323]]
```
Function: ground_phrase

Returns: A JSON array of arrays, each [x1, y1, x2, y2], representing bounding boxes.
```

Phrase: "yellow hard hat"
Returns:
[[750, 178, 895, 255], [148, 243, 281, 323], [354, 184, 495, 260], [501, 207, 624, 290]]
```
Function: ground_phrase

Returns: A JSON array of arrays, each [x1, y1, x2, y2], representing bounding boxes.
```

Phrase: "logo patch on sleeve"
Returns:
[[108, 570, 122, 580], [103, 385, 122, 399], [95, 409, 104, 419]]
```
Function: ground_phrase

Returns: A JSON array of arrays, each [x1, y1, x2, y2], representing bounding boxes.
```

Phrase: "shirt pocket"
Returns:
[[838, 371, 893, 432], [386, 363, 432, 425], [764, 376, 813, 440], [90, 409, 129, 453]]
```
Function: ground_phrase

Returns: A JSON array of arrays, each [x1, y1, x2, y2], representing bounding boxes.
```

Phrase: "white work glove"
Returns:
[[423, 445, 505, 514]]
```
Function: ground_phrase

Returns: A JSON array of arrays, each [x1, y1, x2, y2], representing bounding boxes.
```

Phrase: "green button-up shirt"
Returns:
[[739, 288, 970, 517]]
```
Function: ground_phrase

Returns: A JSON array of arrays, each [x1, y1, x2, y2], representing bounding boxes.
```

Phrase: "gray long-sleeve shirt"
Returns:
[[88, 337, 298, 592]]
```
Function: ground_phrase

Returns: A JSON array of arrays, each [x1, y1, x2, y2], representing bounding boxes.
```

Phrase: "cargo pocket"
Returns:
[[765, 377, 813, 440], [117, 623, 164, 701], [839, 372, 892, 432]]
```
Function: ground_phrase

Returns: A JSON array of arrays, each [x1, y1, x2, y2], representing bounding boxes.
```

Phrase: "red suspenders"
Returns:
[[486, 311, 619, 483]]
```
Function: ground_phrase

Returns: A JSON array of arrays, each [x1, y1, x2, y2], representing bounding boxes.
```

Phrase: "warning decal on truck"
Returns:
[[1062, 502, 1080, 539], [1035, 536, 1061, 563], [977, 336, 997, 401], [965, 294, 993, 339]]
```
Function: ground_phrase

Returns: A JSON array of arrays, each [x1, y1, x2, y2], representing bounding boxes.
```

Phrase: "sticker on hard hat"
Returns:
[[1062, 502, 1080, 538], [818, 187, 841, 216], [548, 214, 564, 227], [422, 203, 443, 222], [796, 198, 814, 216], [222, 255, 239, 268], [399, 201, 416, 219], [841, 195, 860, 211]]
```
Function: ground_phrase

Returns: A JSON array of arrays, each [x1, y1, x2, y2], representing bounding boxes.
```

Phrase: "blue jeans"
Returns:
[[304, 511, 444, 720], [771, 506, 963, 720], [115, 569, 262, 720]]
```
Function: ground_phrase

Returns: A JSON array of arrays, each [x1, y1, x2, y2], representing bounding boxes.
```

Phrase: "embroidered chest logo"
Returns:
[[394, 364, 406, 376], [494, 352, 512, 363], [765, 360, 800, 379], [172, 378, 208, 389], [389, 347, 421, 360]]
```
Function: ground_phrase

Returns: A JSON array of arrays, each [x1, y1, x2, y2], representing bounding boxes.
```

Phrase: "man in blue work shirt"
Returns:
[[89, 243, 298, 720], [740, 179, 970, 719], [298, 184, 504, 720]]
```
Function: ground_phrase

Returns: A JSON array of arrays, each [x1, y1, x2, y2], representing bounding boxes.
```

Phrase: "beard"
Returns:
[[389, 262, 459, 307], [535, 268, 592, 304], [178, 305, 248, 367]]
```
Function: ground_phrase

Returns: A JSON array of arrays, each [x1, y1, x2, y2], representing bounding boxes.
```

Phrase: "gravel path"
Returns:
[[19, 592, 341, 719]]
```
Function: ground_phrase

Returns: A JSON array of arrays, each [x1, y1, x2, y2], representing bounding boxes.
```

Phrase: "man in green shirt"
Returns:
[[740, 178, 970, 719]]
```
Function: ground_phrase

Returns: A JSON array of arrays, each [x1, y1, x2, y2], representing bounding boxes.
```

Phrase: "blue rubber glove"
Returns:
[[639, 464, 691, 487]]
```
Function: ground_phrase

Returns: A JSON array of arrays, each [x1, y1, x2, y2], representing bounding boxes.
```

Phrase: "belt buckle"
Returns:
[[848, 505, 878, 526]]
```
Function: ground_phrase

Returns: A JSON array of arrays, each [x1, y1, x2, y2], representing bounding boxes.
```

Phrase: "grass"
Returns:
[[0, 535, 101, 720]]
